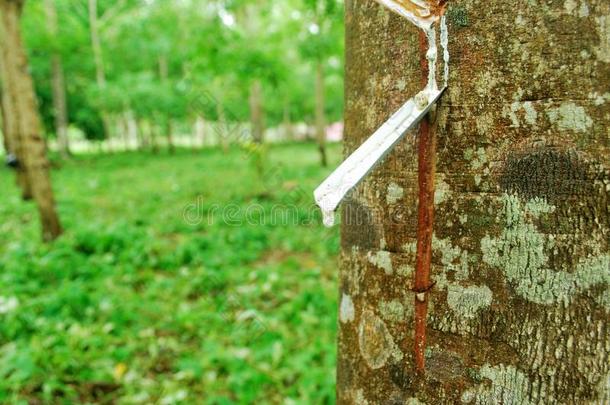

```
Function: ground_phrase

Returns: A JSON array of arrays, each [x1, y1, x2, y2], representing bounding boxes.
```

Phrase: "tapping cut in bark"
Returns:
[[314, 4, 449, 227], [339, 1, 609, 403], [413, 27, 437, 374], [373, 0, 448, 30]]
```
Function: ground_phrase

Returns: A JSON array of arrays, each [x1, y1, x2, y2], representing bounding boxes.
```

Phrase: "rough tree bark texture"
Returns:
[[0, 0, 62, 241], [0, 15, 31, 199], [338, 1, 609, 404], [44, 0, 70, 158]]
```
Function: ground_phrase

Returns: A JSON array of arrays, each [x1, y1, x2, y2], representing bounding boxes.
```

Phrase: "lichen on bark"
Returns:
[[339, 0, 610, 403]]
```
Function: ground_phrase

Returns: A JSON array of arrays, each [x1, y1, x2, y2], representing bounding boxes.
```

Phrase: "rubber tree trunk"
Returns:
[[0, 100, 6, 150], [338, 1, 609, 404], [282, 101, 294, 142], [149, 122, 159, 154], [315, 60, 328, 167], [165, 120, 174, 154], [194, 115, 205, 148], [0, 0, 62, 242], [158, 55, 174, 154], [216, 102, 229, 153], [88, 0, 111, 140], [44, 0, 70, 158], [249, 79, 264, 144], [120, 112, 130, 150], [136, 119, 147, 151], [0, 40, 30, 199]]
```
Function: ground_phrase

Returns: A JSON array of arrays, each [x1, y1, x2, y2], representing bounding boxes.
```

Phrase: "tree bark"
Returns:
[[338, 1, 609, 404], [194, 115, 205, 148], [136, 118, 147, 150], [88, 0, 111, 139], [149, 121, 158, 154], [0, 27, 31, 199], [158, 55, 174, 154], [120, 111, 130, 150], [0, 99, 6, 150], [166, 119, 174, 154], [282, 100, 294, 142], [315, 60, 328, 167], [249, 79, 264, 144], [216, 101, 229, 153], [44, 0, 70, 159], [0, 0, 62, 241], [88, 0, 104, 88]]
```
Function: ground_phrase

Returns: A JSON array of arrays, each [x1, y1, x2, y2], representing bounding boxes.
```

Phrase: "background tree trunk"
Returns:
[[249, 79, 264, 144], [136, 118, 147, 150], [158, 55, 174, 154], [0, 100, 6, 150], [149, 121, 159, 154], [88, 0, 111, 139], [216, 102, 229, 153], [282, 101, 294, 142], [0, 0, 62, 241], [44, 0, 70, 159], [338, 1, 609, 404], [165, 119, 174, 154], [194, 115, 205, 148], [315, 60, 328, 167], [0, 32, 31, 199]]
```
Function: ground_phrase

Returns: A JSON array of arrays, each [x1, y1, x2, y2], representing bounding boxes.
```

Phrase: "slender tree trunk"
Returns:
[[0, 38, 31, 199], [166, 119, 174, 154], [88, 0, 104, 87], [315, 60, 328, 167], [127, 110, 138, 147], [0, 100, 6, 151], [194, 115, 205, 149], [338, 1, 609, 404], [282, 101, 294, 142], [88, 0, 110, 140], [136, 118, 146, 151], [216, 101, 229, 153], [44, 0, 70, 159], [0, 0, 62, 241], [120, 112, 130, 150], [157, 55, 175, 154], [149, 122, 158, 154], [249, 79, 264, 144]]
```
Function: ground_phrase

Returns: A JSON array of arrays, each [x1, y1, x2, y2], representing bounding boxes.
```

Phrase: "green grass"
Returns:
[[0, 143, 342, 404]]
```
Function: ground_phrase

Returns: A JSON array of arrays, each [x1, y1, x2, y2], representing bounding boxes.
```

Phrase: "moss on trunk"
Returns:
[[339, 0, 609, 403]]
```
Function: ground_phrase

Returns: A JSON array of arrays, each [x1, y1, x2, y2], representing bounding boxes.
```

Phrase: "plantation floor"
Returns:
[[0, 143, 342, 404]]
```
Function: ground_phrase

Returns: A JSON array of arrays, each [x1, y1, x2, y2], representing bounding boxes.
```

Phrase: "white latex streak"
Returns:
[[440, 15, 449, 86], [374, 0, 434, 30], [425, 25, 438, 92], [314, 1, 451, 227], [314, 88, 445, 227]]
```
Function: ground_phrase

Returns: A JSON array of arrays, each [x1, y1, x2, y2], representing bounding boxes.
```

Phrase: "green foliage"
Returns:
[[21, 0, 345, 141], [0, 143, 341, 403]]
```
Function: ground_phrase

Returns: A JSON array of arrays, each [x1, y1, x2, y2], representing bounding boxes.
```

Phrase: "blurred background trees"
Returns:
[[12, 0, 344, 155]]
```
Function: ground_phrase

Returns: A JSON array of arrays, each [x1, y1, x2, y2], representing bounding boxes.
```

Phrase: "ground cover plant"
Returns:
[[0, 143, 341, 404]]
